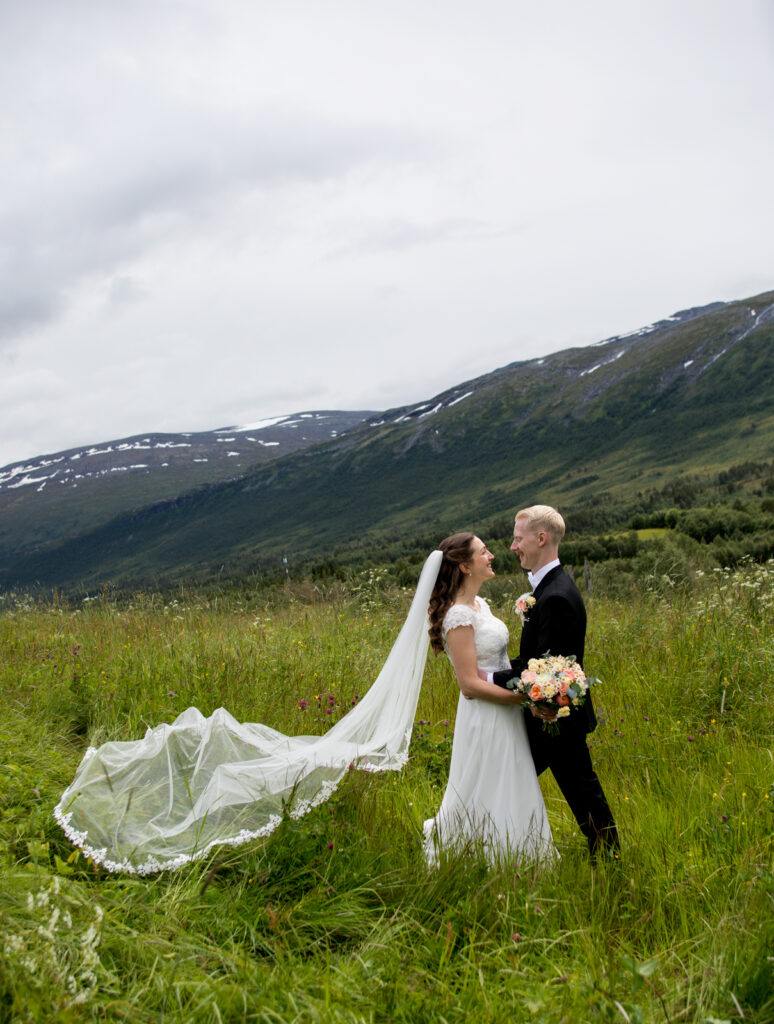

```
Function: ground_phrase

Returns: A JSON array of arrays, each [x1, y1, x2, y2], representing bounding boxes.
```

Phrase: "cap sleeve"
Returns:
[[442, 604, 477, 636]]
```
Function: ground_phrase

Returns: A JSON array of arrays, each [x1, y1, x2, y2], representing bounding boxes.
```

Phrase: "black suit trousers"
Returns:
[[526, 713, 619, 855]]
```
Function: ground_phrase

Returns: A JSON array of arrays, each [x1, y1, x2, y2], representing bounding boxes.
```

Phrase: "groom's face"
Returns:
[[511, 517, 543, 573]]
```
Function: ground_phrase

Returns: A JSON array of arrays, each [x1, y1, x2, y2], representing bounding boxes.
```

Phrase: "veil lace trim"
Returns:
[[53, 551, 442, 875]]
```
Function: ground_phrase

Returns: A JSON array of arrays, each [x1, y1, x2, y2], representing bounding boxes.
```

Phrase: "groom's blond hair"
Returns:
[[516, 505, 565, 546]]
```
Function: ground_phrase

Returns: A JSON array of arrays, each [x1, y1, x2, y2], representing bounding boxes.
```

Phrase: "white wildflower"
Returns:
[[10, 878, 107, 1011]]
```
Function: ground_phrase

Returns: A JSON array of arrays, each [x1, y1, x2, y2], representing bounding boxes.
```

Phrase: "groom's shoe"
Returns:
[[588, 823, 620, 863]]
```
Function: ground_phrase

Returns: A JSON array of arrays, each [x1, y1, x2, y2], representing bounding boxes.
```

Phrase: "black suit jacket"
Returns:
[[493, 565, 597, 735]]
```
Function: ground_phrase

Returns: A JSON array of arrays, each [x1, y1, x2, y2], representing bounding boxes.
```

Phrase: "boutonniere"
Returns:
[[514, 593, 536, 624]]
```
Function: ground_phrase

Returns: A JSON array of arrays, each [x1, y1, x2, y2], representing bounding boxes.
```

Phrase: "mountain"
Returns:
[[3, 289, 773, 592], [0, 411, 374, 562]]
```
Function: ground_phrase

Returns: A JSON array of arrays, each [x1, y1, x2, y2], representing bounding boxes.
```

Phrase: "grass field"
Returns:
[[1, 561, 772, 1023]]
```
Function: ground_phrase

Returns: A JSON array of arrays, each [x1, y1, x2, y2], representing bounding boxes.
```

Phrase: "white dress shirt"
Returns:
[[527, 558, 561, 591]]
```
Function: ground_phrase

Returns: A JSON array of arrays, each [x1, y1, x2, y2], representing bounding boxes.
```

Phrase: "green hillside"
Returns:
[[3, 290, 773, 592]]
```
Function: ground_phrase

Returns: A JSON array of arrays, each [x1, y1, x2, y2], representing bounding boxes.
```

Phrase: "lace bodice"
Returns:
[[441, 597, 511, 673]]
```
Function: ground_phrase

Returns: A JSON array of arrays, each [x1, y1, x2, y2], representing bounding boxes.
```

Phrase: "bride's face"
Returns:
[[464, 537, 495, 583]]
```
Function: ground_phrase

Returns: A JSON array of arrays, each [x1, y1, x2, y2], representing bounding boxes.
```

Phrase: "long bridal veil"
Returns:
[[54, 551, 443, 874]]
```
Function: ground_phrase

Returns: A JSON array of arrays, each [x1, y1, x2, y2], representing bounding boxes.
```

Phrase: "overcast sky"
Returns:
[[2, 0, 773, 467]]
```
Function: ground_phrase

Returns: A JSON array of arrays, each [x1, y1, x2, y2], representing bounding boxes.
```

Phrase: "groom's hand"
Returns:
[[530, 704, 558, 722], [477, 669, 488, 682]]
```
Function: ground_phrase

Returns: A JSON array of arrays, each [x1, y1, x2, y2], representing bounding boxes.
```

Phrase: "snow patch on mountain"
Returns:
[[419, 403, 443, 418], [228, 411, 334, 433], [370, 388, 476, 427], [580, 350, 624, 377], [447, 391, 474, 407], [226, 415, 293, 432]]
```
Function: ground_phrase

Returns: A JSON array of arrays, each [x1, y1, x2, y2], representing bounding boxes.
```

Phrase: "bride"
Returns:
[[423, 533, 554, 864], [55, 536, 552, 874]]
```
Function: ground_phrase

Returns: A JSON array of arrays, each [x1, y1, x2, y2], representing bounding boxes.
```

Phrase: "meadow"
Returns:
[[0, 559, 772, 1023]]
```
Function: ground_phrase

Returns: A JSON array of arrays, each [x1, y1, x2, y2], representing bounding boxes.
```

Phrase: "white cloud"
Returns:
[[1, 0, 773, 465]]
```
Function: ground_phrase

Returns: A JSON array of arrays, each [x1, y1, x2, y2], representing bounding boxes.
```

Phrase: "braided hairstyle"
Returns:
[[427, 532, 475, 654]]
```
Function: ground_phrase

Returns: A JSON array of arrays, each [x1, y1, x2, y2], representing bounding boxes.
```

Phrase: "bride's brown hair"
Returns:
[[427, 532, 475, 655]]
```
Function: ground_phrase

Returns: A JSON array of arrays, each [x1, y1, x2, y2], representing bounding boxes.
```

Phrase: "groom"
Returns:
[[482, 505, 619, 857]]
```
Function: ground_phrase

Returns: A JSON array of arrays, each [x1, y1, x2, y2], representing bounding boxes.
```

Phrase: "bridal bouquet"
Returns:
[[506, 654, 594, 732]]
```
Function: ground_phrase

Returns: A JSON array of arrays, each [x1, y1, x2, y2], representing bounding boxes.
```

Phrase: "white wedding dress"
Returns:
[[422, 597, 555, 866]]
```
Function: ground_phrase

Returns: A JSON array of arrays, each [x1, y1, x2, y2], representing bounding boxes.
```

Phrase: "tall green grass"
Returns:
[[1, 562, 772, 1022]]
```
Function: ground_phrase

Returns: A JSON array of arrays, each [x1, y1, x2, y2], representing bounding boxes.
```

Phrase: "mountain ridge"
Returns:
[[0, 410, 375, 560], [3, 288, 773, 592]]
